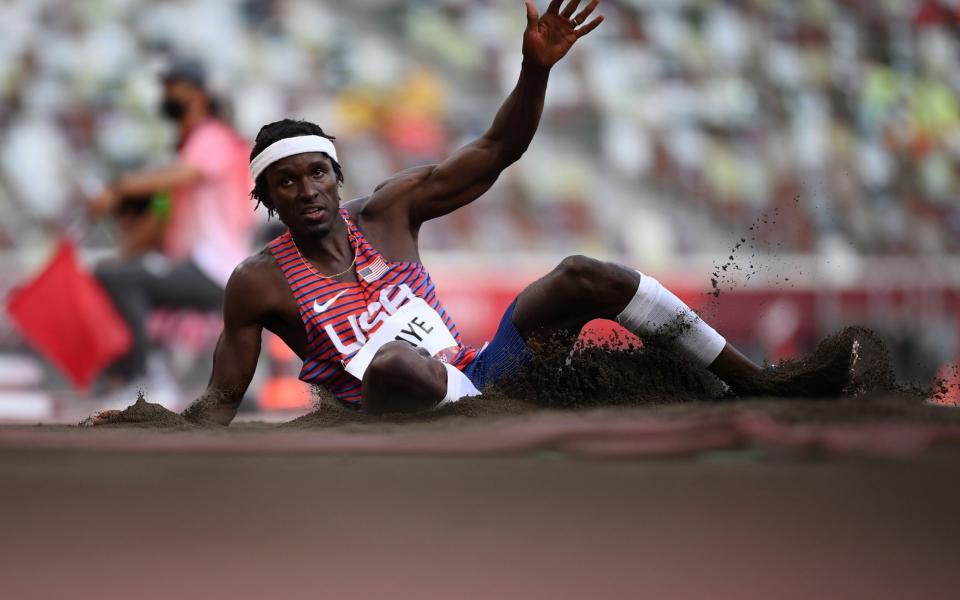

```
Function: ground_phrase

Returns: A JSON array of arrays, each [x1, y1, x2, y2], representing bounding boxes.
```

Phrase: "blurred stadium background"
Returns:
[[0, 0, 958, 422]]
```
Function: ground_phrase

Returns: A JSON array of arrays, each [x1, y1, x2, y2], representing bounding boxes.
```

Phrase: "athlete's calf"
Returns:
[[512, 254, 763, 390]]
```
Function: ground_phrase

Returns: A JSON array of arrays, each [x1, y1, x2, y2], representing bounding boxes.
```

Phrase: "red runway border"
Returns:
[[2, 410, 959, 459]]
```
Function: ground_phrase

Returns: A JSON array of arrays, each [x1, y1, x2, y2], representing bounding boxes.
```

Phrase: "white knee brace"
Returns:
[[616, 273, 726, 367]]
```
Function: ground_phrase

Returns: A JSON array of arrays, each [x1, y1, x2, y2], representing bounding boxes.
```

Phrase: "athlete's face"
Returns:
[[263, 152, 341, 238]]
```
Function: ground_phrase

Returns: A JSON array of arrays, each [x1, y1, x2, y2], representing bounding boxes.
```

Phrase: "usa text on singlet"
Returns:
[[267, 208, 478, 406]]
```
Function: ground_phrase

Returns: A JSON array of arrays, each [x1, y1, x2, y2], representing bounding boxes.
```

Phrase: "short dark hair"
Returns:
[[249, 119, 345, 218]]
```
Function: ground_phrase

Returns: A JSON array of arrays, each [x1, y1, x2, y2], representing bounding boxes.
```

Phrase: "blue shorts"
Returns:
[[462, 299, 534, 390]]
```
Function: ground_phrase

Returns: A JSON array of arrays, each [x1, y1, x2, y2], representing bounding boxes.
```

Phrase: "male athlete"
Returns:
[[108, 0, 850, 426]]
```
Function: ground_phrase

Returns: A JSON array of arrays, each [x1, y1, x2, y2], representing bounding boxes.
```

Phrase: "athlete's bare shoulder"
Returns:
[[230, 248, 280, 282], [359, 165, 434, 222], [223, 249, 291, 324], [342, 196, 421, 262], [341, 196, 370, 221]]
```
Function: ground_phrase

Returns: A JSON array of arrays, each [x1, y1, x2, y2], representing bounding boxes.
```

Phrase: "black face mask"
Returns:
[[160, 97, 187, 120]]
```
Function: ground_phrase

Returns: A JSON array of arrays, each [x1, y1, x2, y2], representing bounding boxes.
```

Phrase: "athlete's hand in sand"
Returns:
[[523, 0, 603, 69]]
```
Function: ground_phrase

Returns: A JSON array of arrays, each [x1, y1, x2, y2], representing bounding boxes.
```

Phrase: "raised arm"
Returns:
[[366, 0, 603, 227], [181, 263, 266, 426]]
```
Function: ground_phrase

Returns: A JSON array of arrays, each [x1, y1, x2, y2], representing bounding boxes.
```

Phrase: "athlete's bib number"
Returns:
[[343, 297, 457, 380]]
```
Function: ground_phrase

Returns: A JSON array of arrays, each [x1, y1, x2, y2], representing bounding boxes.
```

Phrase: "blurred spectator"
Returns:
[[87, 58, 253, 389]]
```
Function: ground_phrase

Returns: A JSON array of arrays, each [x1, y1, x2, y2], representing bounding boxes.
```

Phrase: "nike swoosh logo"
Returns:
[[313, 290, 348, 314]]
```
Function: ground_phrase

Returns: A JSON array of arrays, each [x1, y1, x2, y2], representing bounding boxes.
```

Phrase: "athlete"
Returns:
[[98, 0, 851, 427]]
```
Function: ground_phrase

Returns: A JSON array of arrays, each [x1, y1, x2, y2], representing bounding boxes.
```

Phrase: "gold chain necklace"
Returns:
[[291, 222, 357, 280]]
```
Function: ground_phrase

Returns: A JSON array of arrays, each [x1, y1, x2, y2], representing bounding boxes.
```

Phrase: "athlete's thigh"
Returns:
[[510, 268, 595, 345], [511, 258, 640, 344]]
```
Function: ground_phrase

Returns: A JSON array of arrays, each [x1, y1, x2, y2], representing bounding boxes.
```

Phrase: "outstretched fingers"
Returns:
[[560, 0, 583, 19], [546, 0, 564, 16], [525, 0, 539, 26], [575, 15, 604, 37], [573, 0, 600, 25]]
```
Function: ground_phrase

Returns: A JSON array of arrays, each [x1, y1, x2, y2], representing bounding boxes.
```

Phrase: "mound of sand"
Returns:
[[80, 392, 193, 429], [78, 325, 955, 431]]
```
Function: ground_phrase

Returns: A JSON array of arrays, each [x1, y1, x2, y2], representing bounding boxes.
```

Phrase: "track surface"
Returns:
[[1, 423, 959, 599]]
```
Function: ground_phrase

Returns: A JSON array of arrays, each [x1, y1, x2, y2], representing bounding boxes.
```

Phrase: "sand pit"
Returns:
[[4, 329, 959, 600], [86, 324, 951, 430], [0, 325, 937, 461]]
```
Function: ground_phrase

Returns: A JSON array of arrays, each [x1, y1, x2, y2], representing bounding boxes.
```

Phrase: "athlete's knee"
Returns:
[[362, 342, 445, 414], [365, 341, 416, 380], [554, 255, 638, 309]]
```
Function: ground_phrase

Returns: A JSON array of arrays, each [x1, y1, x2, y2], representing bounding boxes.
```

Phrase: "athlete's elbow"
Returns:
[[476, 134, 524, 166], [500, 149, 525, 167], [500, 136, 534, 165]]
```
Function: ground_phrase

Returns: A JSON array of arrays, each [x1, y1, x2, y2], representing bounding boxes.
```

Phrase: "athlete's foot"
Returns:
[[730, 327, 878, 399]]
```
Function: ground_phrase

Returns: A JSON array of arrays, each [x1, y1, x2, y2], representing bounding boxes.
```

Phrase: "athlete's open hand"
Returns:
[[523, 0, 603, 69]]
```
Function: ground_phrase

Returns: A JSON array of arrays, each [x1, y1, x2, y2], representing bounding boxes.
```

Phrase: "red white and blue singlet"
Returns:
[[267, 208, 478, 406]]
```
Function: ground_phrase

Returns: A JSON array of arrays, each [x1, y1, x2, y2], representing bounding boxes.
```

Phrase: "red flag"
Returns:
[[6, 240, 131, 390]]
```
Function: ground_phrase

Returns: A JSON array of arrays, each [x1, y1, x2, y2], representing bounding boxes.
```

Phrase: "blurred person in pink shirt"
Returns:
[[88, 59, 254, 388]]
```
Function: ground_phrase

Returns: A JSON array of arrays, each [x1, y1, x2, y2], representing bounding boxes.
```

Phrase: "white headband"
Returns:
[[249, 135, 339, 181]]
